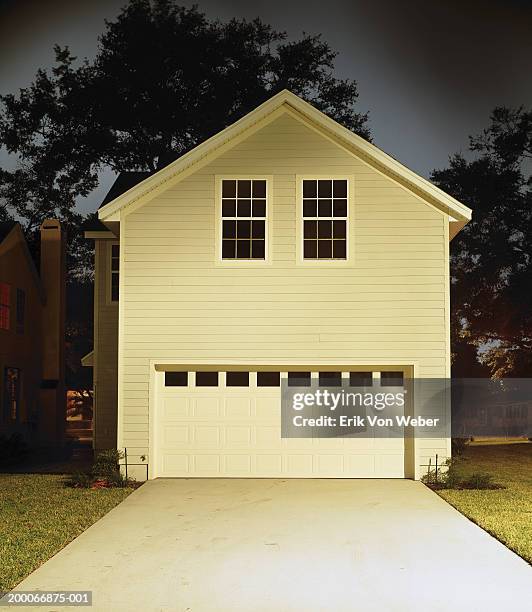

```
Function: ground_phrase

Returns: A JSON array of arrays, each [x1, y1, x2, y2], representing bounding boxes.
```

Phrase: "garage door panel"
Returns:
[[256, 397, 281, 418], [256, 454, 283, 475], [375, 454, 404, 478], [194, 454, 220, 474], [284, 454, 314, 475], [223, 398, 253, 419], [346, 454, 376, 476], [256, 426, 282, 448], [162, 454, 189, 474], [193, 397, 221, 419], [162, 397, 190, 420], [194, 426, 220, 447], [225, 426, 252, 447], [225, 454, 252, 475], [163, 426, 190, 445], [156, 367, 406, 478], [314, 454, 345, 474]]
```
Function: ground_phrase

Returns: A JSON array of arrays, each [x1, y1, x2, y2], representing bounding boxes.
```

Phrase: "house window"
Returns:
[[221, 179, 267, 260], [0, 283, 10, 330], [16, 289, 25, 334], [3, 367, 20, 422], [302, 179, 348, 260], [110, 244, 119, 302]]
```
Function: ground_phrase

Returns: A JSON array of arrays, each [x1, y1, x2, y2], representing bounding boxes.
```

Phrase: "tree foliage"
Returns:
[[432, 107, 532, 377], [0, 0, 369, 280]]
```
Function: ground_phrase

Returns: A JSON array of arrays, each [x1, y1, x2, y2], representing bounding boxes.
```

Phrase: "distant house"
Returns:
[[0, 220, 66, 447], [86, 90, 472, 480]]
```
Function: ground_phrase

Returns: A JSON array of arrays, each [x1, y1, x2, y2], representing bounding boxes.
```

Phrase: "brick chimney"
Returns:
[[39, 219, 66, 447]]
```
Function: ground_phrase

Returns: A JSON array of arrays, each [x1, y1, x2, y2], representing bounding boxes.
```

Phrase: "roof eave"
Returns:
[[97, 89, 473, 235]]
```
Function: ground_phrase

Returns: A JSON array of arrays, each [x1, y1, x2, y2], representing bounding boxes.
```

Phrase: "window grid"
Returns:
[[0, 282, 10, 331], [302, 179, 348, 260], [221, 179, 267, 260], [110, 244, 119, 302]]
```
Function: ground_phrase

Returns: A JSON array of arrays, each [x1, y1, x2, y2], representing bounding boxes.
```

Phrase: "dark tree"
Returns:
[[432, 107, 532, 377], [0, 0, 370, 279], [0, 0, 370, 392]]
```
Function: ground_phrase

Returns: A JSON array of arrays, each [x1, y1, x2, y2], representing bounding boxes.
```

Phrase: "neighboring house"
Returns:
[[86, 90, 472, 480], [0, 219, 66, 447]]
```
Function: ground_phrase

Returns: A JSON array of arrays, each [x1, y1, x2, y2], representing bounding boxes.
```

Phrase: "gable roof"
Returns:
[[0, 221, 44, 299], [98, 89, 472, 237], [100, 172, 151, 209], [83, 172, 151, 233], [0, 221, 17, 243]]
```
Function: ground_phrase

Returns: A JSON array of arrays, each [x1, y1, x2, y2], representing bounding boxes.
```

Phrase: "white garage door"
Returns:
[[154, 369, 405, 478]]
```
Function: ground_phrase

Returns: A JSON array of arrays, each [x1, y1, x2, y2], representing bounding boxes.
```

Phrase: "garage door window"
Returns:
[[319, 371, 342, 387], [287, 372, 311, 387], [257, 371, 280, 387], [226, 371, 249, 387], [165, 372, 188, 386], [380, 371, 404, 386], [196, 372, 219, 387], [350, 372, 373, 387]]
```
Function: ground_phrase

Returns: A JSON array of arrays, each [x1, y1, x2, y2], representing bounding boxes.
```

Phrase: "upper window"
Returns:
[[0, 283, 10, 331], [302, 179, 348, 260], [16, 289, 25, 335], [221, 179, 267, 260], [110, 244, 119, 302]]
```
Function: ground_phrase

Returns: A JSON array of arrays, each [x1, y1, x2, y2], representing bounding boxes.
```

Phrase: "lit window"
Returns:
[[0, 283, 10, 330], [221, 179, 266, 259], [110, 244, 119, 302], [302, 179, 348, 259]]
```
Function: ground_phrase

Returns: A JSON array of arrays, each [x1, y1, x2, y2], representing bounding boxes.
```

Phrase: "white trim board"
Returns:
[[98, 90, 472, 237]]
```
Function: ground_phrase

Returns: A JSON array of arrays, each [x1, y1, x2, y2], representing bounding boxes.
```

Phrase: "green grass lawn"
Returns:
[[0, 474, 133, 592], [438, 442, 532, 564]]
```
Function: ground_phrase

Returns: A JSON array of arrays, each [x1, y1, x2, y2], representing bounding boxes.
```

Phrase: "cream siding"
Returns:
[[93, 239, 119, 450], [120, 112, 450, 476]]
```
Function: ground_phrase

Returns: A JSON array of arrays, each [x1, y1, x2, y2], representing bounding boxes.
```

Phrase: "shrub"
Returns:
[[0, 433, 29, 467], [422, 458, 503, 490], [451, 438, 469, 456], [460, 472, 503, 490], [92, 449, 124, 480], [65, 449, 136, 488]]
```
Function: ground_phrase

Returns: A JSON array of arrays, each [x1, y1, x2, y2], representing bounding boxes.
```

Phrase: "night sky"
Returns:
[[1, 0, 531, 214]]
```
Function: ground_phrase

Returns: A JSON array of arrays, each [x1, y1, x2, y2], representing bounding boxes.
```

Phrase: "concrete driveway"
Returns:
[[16, 479, 532, 611]]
